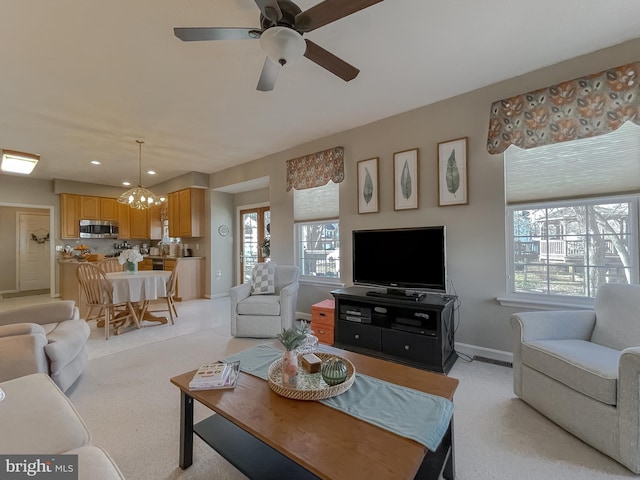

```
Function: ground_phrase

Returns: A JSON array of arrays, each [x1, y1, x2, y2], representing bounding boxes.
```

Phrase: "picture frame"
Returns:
[[438, 137, 469, 206], [357, 157, 379, 214], [393, 148, 419, 210]]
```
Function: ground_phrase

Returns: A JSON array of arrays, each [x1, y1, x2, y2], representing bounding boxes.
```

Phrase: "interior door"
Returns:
[[18, 212, 51, 291], [239, 207, 270, 284]]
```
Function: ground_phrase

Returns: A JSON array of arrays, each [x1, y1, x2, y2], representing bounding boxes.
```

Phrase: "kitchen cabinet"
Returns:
[[118, 203, 131, 239], [147, 204, 163, 240], [60, 194, 81, 239], [164, 257, 204, 301], [80, 196, 100, 220], [100, 197, 118, 221], [139, 258, 153, 271], [168, 188, 204, 238], [130, 208, 148, 239]]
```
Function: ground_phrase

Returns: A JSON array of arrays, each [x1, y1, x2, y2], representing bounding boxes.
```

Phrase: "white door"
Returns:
[[18, 213, 50, 291]]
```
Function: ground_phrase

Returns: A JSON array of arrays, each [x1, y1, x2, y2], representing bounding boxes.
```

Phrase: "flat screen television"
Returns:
[[352, 226, 447, 294]]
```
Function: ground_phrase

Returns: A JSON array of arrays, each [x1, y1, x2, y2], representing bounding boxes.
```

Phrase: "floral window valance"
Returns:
[[286, 146, 344, 191], [487, 61, 640, 154]]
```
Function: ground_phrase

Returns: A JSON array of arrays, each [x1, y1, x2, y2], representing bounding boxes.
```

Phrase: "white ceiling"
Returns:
[[1, 0, 639, 189]]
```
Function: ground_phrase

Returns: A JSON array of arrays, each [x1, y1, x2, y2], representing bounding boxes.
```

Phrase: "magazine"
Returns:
[[189, 361, 241, 391]]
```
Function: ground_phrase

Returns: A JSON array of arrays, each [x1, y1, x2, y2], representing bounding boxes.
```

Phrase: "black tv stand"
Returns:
[[332, 286, 457, 374], [366, 289, 426, 302]]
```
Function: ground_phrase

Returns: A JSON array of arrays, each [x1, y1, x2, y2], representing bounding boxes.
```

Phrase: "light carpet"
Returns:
[[64, 300, 634, 480]]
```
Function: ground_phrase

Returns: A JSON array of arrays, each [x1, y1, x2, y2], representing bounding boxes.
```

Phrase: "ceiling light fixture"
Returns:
[[259, 26, 306, 66], [117, 140, 161, 210], [1, 149, 40, 175]]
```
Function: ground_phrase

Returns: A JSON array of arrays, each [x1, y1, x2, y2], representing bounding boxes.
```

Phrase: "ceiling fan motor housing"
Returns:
[[260, 0, 302, 30]]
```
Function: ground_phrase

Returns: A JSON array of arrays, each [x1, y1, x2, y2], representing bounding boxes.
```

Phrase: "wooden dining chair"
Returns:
[[76, 263, 138, 339], [99, 257, 123, 273], [149, 259, 180, 325]]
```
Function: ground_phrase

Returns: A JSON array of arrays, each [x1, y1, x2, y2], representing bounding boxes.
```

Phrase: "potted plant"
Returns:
[[277, 327, 307, 387]]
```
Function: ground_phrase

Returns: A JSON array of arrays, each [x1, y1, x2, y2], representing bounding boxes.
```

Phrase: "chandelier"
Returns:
[[117, 140, 161, 210]]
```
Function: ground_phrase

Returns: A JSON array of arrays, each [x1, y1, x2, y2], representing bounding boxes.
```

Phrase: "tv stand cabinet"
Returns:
[[331, 287, 457, 374]]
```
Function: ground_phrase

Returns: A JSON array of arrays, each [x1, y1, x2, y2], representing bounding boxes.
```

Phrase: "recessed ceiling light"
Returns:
[[91, 160, 102, 165], [1, 149, 39, 175], [147, 170, 156, 175], [122, 181, 131, 186]]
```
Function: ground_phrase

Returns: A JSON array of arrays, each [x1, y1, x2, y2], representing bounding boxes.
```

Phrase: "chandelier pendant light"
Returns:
[[117, 140, 161, 210]]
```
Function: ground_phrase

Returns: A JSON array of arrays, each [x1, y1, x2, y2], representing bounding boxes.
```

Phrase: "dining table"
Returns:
[[105, 270, 172, 329]]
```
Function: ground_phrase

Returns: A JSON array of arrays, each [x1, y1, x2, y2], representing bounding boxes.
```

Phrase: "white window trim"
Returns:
[[502, 194, 640, 309]]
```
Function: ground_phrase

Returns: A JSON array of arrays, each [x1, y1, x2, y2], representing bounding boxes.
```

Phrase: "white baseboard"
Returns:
[[455, 342, 513, 365], [297, 312, 312, 322], [210, 293, 228, 299]]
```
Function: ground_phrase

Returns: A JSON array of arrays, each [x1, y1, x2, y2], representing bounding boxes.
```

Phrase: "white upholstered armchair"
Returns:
[[230, 264, 299, 338], [511, 283, 640, 473], [0, 300, 90, 392]]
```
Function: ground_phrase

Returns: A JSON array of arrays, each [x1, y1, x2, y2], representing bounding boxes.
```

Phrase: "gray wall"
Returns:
[[209, 38, 640, 355], [210, 190, 235, 297]]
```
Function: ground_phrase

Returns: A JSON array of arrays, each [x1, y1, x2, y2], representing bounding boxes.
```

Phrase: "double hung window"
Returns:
[[505, 122, 640, 304], [293, 181, 340, 282]]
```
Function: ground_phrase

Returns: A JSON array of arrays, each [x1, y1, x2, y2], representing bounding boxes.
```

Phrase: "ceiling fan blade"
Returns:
[[295, 0, 383, 32], [257, 57, 280, 91], [173, 27, 259, 42], [304, 40, 359, 82], [254, 0, 283, 24]]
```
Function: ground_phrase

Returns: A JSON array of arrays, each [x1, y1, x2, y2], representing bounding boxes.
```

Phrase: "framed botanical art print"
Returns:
[[393, 148, 419, 210], [438, 137, 468, 206], [357, 157, 379, 213]]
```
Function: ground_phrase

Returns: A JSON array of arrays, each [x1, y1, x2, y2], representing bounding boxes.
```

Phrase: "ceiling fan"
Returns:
[[174, 0, 383, 91]]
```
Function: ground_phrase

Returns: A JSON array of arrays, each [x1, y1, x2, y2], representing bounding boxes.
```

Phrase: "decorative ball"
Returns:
[[321, 356, 348, 386]]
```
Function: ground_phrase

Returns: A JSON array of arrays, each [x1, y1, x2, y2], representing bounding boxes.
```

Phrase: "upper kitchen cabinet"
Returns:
[[118, 203, 131, 239], [147, 204, 163, 240], [100, 197, 118, 221], [168, 188, 204, 238], [80, 196, 100, 220], [60, 194, 81, 239], [130, 208, 148, 239]]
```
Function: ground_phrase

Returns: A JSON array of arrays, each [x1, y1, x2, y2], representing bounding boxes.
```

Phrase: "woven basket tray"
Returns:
[[267, 353, 356, 401]]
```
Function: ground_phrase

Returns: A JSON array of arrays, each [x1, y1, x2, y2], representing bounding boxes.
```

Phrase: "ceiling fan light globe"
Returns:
[[260, 26, 305, 67]]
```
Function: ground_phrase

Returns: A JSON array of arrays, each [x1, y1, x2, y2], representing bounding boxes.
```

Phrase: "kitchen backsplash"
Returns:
[[58, 238, 198, 257]]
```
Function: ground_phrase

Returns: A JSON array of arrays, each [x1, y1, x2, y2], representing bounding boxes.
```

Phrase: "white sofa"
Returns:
[[0, 373, 124, 479], [0, 300, 90, 392], [230, 265, 299, 338], [511, 283, 640, 473]]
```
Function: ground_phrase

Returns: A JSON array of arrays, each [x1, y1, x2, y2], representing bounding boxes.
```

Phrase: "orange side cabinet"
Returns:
[[310, 299, 335, 345]]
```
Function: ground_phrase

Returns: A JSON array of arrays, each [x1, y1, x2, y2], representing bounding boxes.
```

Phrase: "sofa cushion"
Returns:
[[590, 283, 640, 351], [522, 339, 620, 405], [45, 319, 91, 372], [251, 262, 276, 295], [0, 373, 91, 454], [237, 295, 281, 316]]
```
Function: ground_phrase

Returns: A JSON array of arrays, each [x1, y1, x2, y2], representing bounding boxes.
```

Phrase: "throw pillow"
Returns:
[[251, 262, 276, 295]]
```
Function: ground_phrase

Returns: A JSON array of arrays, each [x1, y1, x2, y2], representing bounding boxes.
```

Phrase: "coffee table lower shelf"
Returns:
[[193, 413, 319, 480], [187, 407, 453, 480]]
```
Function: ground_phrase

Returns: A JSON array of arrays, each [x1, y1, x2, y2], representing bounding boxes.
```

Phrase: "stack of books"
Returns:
[[189, 360, 241, 391]]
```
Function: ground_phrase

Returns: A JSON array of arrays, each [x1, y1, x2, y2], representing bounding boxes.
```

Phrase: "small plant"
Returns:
[[277, 327, 307, 351]]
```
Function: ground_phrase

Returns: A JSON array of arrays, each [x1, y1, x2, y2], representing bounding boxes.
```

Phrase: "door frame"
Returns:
[[235, 202, 269, 285], [0, 202, 55, 298]]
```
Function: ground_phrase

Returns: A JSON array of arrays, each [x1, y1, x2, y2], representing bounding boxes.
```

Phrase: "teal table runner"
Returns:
[[223, 343, 454, 452]]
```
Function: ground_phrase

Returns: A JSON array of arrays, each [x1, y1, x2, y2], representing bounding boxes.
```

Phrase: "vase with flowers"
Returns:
[[118, 248, 143, 274], [277, 327, 307, 388]]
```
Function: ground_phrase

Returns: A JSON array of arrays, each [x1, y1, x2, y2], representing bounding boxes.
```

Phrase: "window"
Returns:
[[293, 181, 340, 282], [505, 122, 640, 304]]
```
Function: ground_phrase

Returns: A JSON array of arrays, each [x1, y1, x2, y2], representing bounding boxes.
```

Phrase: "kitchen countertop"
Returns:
[[59, 256, 203, 263]]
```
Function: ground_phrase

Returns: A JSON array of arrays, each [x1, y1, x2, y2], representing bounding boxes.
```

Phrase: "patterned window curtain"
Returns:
[[286, 146, 344, 191], [487, 61, 640, 154]]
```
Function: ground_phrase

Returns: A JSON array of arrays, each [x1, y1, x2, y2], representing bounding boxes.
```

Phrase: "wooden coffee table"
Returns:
[[170, 344, 458, 480]]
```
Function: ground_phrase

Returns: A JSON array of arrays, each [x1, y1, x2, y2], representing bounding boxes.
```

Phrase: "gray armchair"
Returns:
[[230, 265, 300, 338], [511, 283, 640, 473], [0, 300, 90, 392]]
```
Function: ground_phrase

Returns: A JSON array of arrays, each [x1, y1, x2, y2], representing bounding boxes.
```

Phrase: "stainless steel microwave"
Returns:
[[79, 219, 119, 239]]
